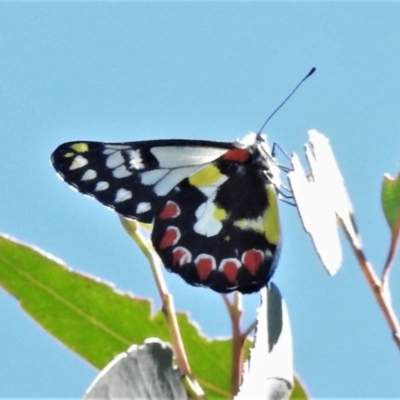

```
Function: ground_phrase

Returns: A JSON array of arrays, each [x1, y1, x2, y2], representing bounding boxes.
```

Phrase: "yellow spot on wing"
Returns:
[[233, 185, 280, 245], [63, 152, 74, 158], [263, 185, 280, 245], [189, 164, 224, 187], [235, 218, 264, 232], [213, 206, 227, 221], [70, 142, 89, 153]]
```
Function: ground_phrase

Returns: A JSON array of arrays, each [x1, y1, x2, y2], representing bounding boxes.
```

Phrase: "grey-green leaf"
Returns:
[[84, 339, 186, 400]]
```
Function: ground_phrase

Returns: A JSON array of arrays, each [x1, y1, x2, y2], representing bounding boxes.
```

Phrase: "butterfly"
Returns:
[[51, 132, 282, 294]]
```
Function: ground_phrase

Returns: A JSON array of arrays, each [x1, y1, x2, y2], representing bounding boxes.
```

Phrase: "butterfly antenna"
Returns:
[[257, 67, 316, 135]]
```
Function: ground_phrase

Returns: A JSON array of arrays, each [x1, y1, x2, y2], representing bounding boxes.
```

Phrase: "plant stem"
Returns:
[[381, 215, 400, 285], [119, 217, 201, 383], [222, 293, 245, 396], [342, 220, 400, 350]]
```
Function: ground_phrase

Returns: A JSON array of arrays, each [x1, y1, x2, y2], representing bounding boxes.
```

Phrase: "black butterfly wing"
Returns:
[[52, 135, 282, 293], [151, 142, 282, 293], [51, 139, 232, 223]]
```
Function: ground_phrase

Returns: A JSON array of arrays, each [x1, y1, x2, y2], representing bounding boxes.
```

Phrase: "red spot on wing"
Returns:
[[172, 247, 192, 266], [159, 201, 181, 219], [222, 148, 250, 163], [242, 249, 264, 276], [159, 226, 180, 249], [221, 258, 240, 282], [195, 254, 216, 281]]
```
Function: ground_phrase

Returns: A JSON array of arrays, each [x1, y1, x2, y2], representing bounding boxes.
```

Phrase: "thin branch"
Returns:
[[341, 219, 400, 350], [382, 215, 400, 285], [119, 217, 168, 297], [241, 319, 257, 339], [119, 217, 203, 390], [221, 292, 245, 396]]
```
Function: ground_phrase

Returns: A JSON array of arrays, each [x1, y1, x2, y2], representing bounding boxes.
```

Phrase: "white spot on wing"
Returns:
[[141, 169, 169, 185], [70, 155, 88, 170], [112, 165, 133, 178], [154, 165, 203, 196], [126, 149, 144, 170], [95, 181, 109, 191], [81, 169, 97, 181], [106, 152, 124, 168], [194, 198, 223, 237], [136, 202, 151, 214], [151, 146, 227, 168], [115, 188, 132, 203]]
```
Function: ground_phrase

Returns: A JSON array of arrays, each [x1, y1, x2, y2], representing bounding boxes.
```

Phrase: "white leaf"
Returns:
[[236, 283, 293, 400]]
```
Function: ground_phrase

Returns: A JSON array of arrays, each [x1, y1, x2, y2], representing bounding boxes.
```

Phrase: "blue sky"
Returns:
[[1, 3, 400, 398]]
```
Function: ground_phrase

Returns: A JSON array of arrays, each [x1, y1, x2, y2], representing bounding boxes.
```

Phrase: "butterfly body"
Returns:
[[52, 133, 281, 293]]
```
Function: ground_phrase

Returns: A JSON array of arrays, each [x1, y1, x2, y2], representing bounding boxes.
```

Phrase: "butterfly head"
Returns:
[[234, 132, 281, 189]]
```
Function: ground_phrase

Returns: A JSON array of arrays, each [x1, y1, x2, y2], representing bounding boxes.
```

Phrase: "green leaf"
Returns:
[[382, 172, 400, 233], [0, 233, 233, 398], [290, 376, 310, 399]]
